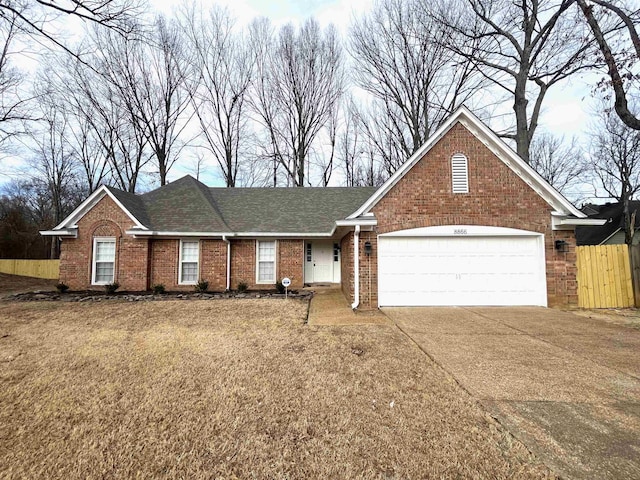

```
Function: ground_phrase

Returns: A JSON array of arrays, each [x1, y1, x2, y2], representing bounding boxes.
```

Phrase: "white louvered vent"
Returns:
[[451, 153, 469, 194]]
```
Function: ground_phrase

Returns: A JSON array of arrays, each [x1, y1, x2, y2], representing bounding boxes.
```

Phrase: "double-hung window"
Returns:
[[92, 237, 116, 285], [179, 240, 200, 284], [257, 240, 276, 283]]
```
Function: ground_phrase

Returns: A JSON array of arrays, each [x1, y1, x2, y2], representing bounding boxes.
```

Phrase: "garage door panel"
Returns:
[[378, 233, 546, 307]]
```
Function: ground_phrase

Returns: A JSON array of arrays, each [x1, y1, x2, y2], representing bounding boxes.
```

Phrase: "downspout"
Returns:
[[351, 225, 360, 310], [222, 235, 231, 291]]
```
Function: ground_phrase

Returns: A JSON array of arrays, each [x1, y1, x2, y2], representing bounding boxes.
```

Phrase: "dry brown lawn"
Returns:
[[0, 299, 554, 479], [568, 307, 640, 330], [0, 273, 57, 297]]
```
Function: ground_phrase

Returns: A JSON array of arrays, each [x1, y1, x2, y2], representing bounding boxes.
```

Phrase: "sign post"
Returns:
[[281, 277, 291, 299]]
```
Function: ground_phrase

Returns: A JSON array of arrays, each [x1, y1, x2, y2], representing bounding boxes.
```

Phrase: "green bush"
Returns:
[[237, 281, 248, 293], [152, 284, 165, 295], [275, 281, 285, 294], [104, 282, 120, 294], [56, 282, 69, 293], [195, 280, 209, 293]]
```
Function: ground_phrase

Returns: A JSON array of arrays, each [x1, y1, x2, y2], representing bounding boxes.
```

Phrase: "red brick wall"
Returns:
[[148, 239, 228, 291], [230, 239, 304, 290], [149, 239, 179, 289], [358, 231, 378, 309], [230, 239, 256, 290], [59, 195, 148, 291], [342, 122, 577, 308], [201, 240, 228, 291], [277, 240, 304, 289], [340, 233, 353, 303]]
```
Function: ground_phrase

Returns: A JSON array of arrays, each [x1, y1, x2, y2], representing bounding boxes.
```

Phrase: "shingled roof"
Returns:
[[575, 201, 640, 245], [111, 175, 376, 234]]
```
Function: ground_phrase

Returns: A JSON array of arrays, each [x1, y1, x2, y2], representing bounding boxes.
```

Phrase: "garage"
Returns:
[[377, 226, 547, 307]]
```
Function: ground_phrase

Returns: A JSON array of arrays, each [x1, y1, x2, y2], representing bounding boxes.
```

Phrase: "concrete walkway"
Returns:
[[307, 286, 390, 326], [384, 306, 640, 480]]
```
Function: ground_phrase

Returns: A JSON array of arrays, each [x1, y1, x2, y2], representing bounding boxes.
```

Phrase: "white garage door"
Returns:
[[378, 226, 547, 307]]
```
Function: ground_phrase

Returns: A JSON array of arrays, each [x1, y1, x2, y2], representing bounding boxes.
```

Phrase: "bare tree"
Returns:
[[529, 132, 587, 200], [27, 94, 82, 257], [53, 48, 150, 193], [0, 0, 143, 57], [0, 7, 30, 158], [576, 0, 640, 130], [180, 5, 253, 187], [337, 100, 386, 187], [350, 0, 485, 169], [437, 0, 596, 162], [250, 18, 343, 187], [589, 108, 640, 244], [93, 17, 190, 186], [35, 61, 109, 194]]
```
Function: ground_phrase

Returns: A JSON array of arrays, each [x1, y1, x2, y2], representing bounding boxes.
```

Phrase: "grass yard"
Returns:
[[0, 299, 554, 479], [0, 273, 57, 297]]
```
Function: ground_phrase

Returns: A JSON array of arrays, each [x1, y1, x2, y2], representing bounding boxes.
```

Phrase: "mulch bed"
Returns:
[[7, 290, 313, 303]]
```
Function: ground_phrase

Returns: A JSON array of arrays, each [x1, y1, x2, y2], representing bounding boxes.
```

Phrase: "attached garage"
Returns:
[[378, 226, 547, 307]]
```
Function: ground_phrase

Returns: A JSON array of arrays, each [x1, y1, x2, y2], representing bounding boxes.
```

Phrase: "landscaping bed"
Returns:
[[7, 289, 312, 303]]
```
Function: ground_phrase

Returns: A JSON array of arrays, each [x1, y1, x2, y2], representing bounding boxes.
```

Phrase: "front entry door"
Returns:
[[305, 242, 333, 283]]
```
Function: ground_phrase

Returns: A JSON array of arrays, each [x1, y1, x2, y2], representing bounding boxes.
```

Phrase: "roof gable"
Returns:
[[347, 106, 585, 219], [139, 176, 231, 233], [54, 185, 149, 231]]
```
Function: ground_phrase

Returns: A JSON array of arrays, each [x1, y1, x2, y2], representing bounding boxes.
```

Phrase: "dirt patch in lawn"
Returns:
[[568, 308, 640, 330], [0, 300, 554, 479], [0, 273, 57, 297]]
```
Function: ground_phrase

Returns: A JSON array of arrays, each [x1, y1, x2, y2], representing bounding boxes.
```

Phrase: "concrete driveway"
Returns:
[[384, 307, 640, 480]]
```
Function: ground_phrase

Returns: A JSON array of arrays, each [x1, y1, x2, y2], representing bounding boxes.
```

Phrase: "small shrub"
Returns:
[[104, 282, 120, 294], [237, 281, 248, 293], [56, 282, 69, 293], [195, 280, 209, 293], [152, 284, 165, 295], [275, 281, 285, 294]]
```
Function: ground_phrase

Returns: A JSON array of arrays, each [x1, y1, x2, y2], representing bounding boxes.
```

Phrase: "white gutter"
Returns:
[[558, 218, 607, 226], [39, 229, 77, 237], [125, 230, 234, 237], [351, 225, 360, 310], [335, 218, 377, 227], [222, 235, 231, 291]]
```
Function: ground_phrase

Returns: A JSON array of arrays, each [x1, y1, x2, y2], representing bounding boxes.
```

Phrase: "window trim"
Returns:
[[91, 236, 116, 285], [256, 240, 277, 284], [179, 239, 200, 285], [451, 153, 469, 194]]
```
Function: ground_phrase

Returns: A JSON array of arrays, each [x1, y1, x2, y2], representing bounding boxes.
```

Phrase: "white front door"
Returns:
[[304, 242, 334, 283]]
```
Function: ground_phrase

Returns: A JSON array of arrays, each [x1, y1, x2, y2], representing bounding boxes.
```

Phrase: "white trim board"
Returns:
[[347, 106, 585, 220], [379, 225, 543, 237], [53, 185, 148, 231]]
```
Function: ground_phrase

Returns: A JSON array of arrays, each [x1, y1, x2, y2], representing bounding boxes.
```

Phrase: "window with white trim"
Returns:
[[179, 240, 200, 284], [257, 240, 276, 283], [451, 153, 469, 194], [92, 237, 116, 285]]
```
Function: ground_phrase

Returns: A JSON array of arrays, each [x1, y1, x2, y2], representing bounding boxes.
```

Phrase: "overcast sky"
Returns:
[[0, 0, 599, 196], [146, 0, 597, 142]]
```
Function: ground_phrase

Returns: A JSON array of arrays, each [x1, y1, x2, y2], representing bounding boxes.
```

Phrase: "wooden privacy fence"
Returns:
[[576, 245, 634, 308], [0, 259, 60, 279]]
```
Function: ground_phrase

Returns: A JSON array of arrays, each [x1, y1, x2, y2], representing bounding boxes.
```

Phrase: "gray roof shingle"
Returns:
[[210, 187, 377, 233], [106, 176, 375, 234]]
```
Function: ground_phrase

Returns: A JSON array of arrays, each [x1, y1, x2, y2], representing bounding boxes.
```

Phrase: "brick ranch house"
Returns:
[[41, 107, 604, 309]]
